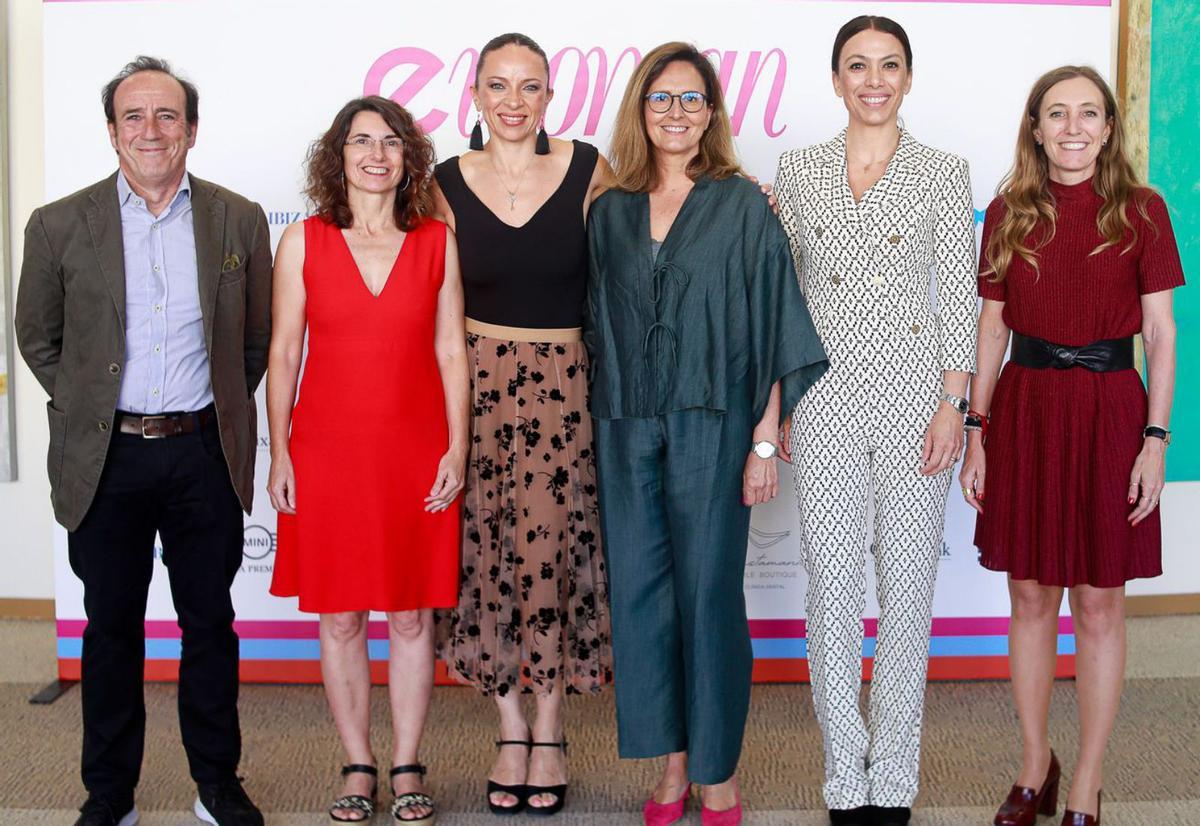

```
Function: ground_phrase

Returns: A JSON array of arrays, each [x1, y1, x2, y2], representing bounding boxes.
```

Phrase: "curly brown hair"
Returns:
[[305, 96, 436, 231]]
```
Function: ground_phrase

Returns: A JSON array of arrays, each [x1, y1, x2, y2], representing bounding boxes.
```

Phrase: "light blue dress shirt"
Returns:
[[115, 171, 213, 414]]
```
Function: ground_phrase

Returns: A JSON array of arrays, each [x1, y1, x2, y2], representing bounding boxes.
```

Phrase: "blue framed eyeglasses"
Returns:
[[644, 91, 708, 113]]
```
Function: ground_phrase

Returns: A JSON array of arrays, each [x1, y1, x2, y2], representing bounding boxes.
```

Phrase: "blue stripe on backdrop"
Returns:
[[750, 635, 1076, 659], [57, 635, 1077, 660]]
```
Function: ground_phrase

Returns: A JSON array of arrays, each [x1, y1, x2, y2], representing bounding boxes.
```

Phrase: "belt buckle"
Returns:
[[140, 415, 168, 438]]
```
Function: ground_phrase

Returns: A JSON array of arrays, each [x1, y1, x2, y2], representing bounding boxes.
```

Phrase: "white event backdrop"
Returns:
[[43, 0, 1114, 682]]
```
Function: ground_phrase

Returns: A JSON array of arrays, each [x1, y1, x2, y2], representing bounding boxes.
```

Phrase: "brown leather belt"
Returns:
[[116, 406, 216, 438]]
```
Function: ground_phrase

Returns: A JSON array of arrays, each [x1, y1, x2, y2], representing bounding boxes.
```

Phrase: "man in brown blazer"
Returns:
[[16, 57, 270, 826]]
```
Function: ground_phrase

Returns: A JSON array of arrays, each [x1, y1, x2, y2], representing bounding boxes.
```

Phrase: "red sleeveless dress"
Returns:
[[271, 216, 461, 612]]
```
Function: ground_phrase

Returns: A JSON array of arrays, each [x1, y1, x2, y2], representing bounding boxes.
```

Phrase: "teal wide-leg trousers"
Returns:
[[595, 394, 754, 785]]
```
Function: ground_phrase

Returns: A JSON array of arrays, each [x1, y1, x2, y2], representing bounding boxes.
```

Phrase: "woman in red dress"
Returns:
[[267, 97, 469, 824], [961, 67, 1184, 826]]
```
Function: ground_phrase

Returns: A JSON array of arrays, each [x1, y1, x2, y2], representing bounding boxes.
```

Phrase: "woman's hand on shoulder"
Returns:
[[425, 444, 468, 513], [743, 174, 778, 215]]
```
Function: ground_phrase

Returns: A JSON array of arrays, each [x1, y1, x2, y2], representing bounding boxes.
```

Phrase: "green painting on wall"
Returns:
[[1149, 1, 1199, 481]]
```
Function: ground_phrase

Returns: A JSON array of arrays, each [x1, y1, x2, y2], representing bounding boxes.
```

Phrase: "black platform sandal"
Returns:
[[390, 764, 435, 824], [525, 740, 568, 817], [487, 738, 532, 816], [329, 763, 378, 823]]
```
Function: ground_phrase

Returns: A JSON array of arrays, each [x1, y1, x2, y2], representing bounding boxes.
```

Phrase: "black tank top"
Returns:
[[435, 140, 598, 329]]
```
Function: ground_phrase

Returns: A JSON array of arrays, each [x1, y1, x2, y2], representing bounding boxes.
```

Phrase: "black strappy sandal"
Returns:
[[525, 740, 568, 817], [329, 763, 378, 823], [487, 738, 532, 816], [390, 763, 436, 824]]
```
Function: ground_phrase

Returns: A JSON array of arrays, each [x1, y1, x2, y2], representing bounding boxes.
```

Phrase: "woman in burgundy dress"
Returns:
[[961, 66, 1183, 826], [267, 97, 469, 823]]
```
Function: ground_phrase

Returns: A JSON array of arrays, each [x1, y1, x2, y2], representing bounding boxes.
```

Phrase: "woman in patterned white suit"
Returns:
[[775, 16, 977, 826]]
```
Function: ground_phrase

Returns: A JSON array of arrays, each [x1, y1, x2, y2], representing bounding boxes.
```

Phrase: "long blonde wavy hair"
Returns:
[[608, 42, 742, 192], [985, 66, 1155, 282]]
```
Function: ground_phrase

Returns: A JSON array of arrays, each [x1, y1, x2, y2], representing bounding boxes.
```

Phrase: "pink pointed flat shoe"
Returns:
[[643, 785, 690, 826]]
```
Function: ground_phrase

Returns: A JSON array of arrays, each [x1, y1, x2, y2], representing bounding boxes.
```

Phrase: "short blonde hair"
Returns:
[[608, 42, 742, 193]]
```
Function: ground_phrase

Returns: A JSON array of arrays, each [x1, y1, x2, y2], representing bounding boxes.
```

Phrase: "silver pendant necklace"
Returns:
[[488, 153, 531, 211]]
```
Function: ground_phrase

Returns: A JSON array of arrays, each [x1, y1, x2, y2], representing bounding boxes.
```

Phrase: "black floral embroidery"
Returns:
[[436, 334, 612, 695]]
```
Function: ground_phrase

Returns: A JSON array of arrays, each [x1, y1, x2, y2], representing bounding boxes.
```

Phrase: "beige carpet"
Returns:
[[2, 618, 1198, 824]]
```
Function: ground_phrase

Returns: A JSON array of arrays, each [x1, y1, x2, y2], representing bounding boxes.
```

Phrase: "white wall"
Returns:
[[3, 0, 1197, 601], [1, 0, 52, 599]]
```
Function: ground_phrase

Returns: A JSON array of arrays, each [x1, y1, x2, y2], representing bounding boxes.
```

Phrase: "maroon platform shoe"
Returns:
[[1061, 790, 1101, 825], [993, 751, 1061, 826]]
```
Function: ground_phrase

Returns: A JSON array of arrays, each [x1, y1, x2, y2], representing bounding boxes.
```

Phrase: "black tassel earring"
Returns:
[[469, 113, 484, 151], [535, 117, 550, 155]]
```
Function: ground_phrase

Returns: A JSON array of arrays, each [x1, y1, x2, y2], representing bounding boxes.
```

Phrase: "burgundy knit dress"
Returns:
[[975, 179, 1185, 587]]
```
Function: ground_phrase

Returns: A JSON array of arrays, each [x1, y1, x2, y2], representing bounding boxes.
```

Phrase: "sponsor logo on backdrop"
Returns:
[[267, 210, 313, 226], [365, 45, 787, 138], [242, 525, 277, 574], [745, 527, 801, 590], [363, 47, 991, 220]]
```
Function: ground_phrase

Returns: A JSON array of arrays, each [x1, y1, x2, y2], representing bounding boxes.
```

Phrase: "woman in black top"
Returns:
[[432, 32, 613, 817]]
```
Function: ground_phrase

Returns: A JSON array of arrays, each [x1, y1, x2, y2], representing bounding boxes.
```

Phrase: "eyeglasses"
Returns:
[[644, 91, 708, 113], [344, 136, 404, 153]]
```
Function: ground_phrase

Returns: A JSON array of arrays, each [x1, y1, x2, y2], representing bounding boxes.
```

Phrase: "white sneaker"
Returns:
[[193, 796, 216, 824]]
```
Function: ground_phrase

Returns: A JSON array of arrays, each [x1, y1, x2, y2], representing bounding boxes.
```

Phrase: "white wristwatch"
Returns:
[[752, 440, 778, 459]]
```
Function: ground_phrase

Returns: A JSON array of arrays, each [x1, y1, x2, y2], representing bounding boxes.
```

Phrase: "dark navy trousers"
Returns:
[[595, 388, 755, 784]]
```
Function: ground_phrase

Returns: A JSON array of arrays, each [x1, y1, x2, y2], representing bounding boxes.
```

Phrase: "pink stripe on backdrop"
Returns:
[[747, 616, 1075, 638], [57, 619, 399, 639], [59, 617, 1075, 639]]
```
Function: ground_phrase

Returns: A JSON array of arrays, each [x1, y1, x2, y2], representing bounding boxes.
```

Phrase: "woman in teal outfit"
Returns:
[[586, 42, 828, 826]]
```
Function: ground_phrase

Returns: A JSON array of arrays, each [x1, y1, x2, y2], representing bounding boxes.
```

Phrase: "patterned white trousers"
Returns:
[[791, 355, 952, 809]]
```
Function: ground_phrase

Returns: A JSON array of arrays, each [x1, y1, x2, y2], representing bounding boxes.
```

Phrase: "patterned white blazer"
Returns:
[[774, 129, 977, 378]]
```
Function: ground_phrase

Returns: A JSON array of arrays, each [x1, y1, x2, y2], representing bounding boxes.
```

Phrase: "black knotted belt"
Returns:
[[1010, 332, 1134, 372]]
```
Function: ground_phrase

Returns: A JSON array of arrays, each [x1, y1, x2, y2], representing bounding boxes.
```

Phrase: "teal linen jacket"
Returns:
[[585, 174, 829, 423]]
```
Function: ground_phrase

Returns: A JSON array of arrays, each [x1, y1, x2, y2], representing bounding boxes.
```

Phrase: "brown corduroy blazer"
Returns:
[[15, 172, 273, 531]]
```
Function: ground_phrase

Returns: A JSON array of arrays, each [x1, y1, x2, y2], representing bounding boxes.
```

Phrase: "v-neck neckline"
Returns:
[[840, 128, 905, 208], [455, 140, 579, 230], [337, 226, 410, 300], [643, 176, 706, 262]]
